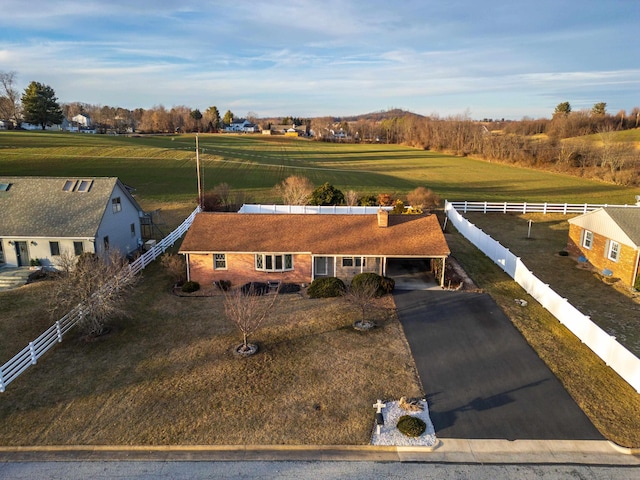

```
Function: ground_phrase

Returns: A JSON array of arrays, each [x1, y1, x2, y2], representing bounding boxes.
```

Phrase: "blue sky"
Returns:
[[0, 0, 638, 119]]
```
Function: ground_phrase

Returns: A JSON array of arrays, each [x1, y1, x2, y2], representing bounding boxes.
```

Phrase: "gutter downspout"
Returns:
[[633, 248, 640, 289], [440, 257, 446, 287]]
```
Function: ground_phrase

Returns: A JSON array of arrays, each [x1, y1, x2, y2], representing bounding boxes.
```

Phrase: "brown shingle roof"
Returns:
[[180, 213, 450, 257]]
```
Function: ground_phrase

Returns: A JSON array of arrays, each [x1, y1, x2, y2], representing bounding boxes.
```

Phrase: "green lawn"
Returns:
[[1, 131, 636, 206]]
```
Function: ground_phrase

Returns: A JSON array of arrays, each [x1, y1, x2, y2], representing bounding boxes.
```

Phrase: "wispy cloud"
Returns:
[[0, 0, 637, 118]]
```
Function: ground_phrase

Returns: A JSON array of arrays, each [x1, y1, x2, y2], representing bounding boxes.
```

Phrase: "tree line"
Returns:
[[2, 71, 638, 186]]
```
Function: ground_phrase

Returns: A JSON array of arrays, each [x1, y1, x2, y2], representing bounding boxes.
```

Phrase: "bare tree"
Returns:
[[274, 175, 314, 205], [223, 285, 278, 354], [160, 253, 186, 285], [344, 276, 380, 329], [345, 189, 359, 206], [47, 251, 140, 337], [213, 182, 233, 210], [406, 187, 440, 212], [0, 71, 20, 125]]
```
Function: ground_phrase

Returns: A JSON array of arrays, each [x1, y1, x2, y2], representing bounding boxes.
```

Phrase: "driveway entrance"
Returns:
[[394, 289, 603, 440]]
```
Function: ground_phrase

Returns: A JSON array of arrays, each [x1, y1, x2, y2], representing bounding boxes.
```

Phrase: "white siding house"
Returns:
[[0, 177, 144, 268]]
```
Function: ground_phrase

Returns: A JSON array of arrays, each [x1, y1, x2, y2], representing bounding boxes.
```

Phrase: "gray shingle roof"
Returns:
[[0, 176, 136, 238], [603, 207, 640, 246]]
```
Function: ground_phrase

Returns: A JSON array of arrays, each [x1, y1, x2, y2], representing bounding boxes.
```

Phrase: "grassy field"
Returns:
[[1, 131, 637, 209], [0, 262, 422, 445]]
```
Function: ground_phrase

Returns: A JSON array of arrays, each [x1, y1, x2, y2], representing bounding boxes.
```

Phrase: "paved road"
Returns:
[[1, 461, 638, 480], [394, 290, 603, 440]]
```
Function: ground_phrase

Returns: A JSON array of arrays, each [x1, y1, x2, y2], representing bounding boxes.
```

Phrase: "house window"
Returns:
[[582, 230, 593, 249], [130, 223, 136, 237], [255, 254, 293, 272], [342, 257, 365, 267], [608, 241, 620, 262], [214, 253, 227, 270], [63, 180, 77, 192], [112, 197, 122, 213], [103, 236, 110, 250], [0, 183, 11, 192], [74, 241, 84, 255], [49, 241, 60, 256]]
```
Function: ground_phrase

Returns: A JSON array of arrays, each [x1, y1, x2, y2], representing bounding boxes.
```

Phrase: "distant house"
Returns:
[[179, 210, 450, 287], [0, 177, 144, 268], [224, 119, 259, 133], [71, 114, 91, 127], [567, 206, 640, 288]]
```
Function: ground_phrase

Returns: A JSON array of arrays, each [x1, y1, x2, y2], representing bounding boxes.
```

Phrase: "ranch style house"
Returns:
[[179, 210, 451, 288], [566, 206, 640, 288], [0, 176, 144, 268]]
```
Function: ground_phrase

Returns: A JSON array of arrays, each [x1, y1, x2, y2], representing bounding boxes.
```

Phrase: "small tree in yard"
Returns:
[[274, 175, 314, 205], [345, 275, 380, 330], [407, 186, 440, 213], [47, 251, 140, 338], [223, 285, 278, 355], [160, 253, 186, 285]]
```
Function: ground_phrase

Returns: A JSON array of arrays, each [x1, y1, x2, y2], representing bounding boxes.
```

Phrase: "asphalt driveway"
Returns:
[[394, 290, 603, 440]]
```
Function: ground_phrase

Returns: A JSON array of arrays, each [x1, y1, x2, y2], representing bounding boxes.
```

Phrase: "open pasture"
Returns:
[[0, 131, 636, 208]]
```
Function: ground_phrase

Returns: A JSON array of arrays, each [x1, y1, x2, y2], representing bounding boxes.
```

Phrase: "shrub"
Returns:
[[634, 274, 640, 292], [181, 281, 200, 293], [241, 282, 269, 295], [160, 253, 186, 284], [380, 276, 395, 294], [215, 279, 231, 291], [350, 273, 394, 296], [307, 277, 346, 298], [397, 415, 426, 437], [278, 283, 301, 294]]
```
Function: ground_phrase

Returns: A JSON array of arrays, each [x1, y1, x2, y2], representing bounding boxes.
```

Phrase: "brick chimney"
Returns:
[[377, 208, 389, 227]]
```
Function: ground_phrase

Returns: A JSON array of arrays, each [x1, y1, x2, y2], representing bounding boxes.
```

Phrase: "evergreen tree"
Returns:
[[21, 81, 64, 129], [310, 182, 345, 206]]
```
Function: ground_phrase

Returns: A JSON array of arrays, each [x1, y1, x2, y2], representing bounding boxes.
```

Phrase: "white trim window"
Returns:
[[255, 254, 293, 272], [607, 241, 620, 262], [342, 256, 365, 267], [214, 253, 227, 270], [112, 197, 122, 213], [582, 230, 593, 249]]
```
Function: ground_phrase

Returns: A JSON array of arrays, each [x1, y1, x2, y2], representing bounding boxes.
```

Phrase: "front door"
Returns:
[[314, 256, 333, 277], [15, 241, 29, 266]]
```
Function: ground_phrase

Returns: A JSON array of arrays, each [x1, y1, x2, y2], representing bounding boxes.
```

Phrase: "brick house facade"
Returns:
[[179, 211, 450, 288], [566, 207, 640, 288]]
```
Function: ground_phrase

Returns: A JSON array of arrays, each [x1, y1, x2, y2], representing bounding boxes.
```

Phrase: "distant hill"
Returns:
[[337, 109, 425, 122]]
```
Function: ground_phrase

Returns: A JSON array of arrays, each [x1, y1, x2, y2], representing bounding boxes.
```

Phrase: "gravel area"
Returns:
[[370, 399, 437, 447]]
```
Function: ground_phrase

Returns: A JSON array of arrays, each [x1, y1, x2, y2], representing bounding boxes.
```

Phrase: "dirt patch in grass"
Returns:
[[0, 262, 422, 445], [445, 218, 640, 448]]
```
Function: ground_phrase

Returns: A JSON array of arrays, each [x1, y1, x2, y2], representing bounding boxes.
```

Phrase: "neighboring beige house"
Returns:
[[179, 210, 450, 287], [0, 176, 144, 268], [567, 206, 640, 288]]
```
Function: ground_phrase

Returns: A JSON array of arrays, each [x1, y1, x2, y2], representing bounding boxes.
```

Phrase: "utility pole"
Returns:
[[196, 134, 203, 209]]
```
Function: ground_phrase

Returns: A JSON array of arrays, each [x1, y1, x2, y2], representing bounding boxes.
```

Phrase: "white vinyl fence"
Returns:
[[447, 201, 637, 215], [0, 206, 201, 393], [238, 204, 393, 214], [444, 201, 640, 393]]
